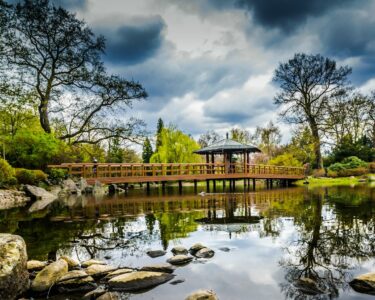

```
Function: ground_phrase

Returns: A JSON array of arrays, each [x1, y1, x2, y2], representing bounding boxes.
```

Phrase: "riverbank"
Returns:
[[295, 174, 375, 187]]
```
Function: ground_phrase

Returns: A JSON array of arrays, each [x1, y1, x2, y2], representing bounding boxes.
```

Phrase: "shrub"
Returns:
[[268, 153, 303, 167], [312, 168, 326, 178], [48, 168, 67, 183], [15, 168, 47, 185], [328, 156, 368, 172], [337, 167, 368, 177], [327, 169, 338, 178], [0, 158, 15, 186], [369, 162, 375, 173]]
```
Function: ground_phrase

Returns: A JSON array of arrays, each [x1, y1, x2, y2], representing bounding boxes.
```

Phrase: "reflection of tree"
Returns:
[[279, 187, 375, 299]]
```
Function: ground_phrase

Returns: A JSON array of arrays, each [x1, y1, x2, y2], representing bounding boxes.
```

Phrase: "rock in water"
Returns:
[[56, 270, 96, 293], [294, 277, 324, 295], [31, 259, 68, 292], [167, 255, 193, 265], [85, 264, 117, 278], [350, 272, 375, 295], [0, 190, 30, 210], [104, 268, 134, 280], [81, 259, 107, 268], [146, 249, 166, 258], [62, 178, 80, 194], [83, 287, 106, 299], [97, 292, 120, 300], [24, 185, 58, 212], [171, 246, 188, 255], [189, 243, 206, 255], [185, 289, 218, 300], [0, 234, 29, 299], [108, 271, 174, 291], [27, 260, 48, 271], [60, 256, 79, 269], [195, 248, 215, 258], [141, 263, 176, 274]]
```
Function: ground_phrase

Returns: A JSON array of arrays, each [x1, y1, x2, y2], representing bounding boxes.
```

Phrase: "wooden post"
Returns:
[[194, 180, 197, 193], [253, 179, 256, 191], [146, 182, 150, 193], [178, 180, 182, 194], [162, 181, 166, 193], [213, 180, 216, 192], [206, 180, 210, 192]]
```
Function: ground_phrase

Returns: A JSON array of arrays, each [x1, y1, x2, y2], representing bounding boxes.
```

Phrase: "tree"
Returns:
[[198, 130, 221, 147], [150, 126, 201, 163], [253, 121, 281, 157], [286, 126, 315, 165], [106, 137, 123, 163], [268, 153, 302, 167], [1, 0, 147, 144], [230, 127, 253, 144], [155, 118, 164, 151], [273, 53, 351, 169], [142, 137, 153, 163]]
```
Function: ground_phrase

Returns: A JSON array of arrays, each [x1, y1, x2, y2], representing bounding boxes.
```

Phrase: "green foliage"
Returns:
[[369, 162, 375, 173], [328, 156, 368, 172], [286, 126, 316, 165], [312, 169, 326, 178], [156, 118, 164, 151], [254, 121, 281, 157], [329, 135, 375, 163], [6, 129, 62, 169], [107, 137, 124, 163], [0, 158, 15, 186], [48, 168, 67, 183], [268, 153, 303, 167], [230, 127, 253, 144], [122, 148, 142, 163], [15, 168, 47, 185], [336, 167, 368, 177], [142, 137, 153, 163], [150, 126, 202, 163]]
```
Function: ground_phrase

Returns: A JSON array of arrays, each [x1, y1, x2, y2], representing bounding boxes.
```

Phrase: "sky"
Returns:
[[48, 0, 375, 141]]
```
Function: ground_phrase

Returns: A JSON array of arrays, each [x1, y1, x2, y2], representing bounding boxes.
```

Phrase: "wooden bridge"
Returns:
[[48, 162, 306, 190]]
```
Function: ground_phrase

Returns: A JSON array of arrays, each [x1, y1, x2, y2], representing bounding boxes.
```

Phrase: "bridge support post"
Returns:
[[194, 180, 197, 193], [162, 181, 166, 193], [213, 180, 216, 192], [178, 181, 182, 194], [252, 179, 256, 191], [146, 182, 150, 193], [270, 179, 273, 189], [206, 180, 210, 192]]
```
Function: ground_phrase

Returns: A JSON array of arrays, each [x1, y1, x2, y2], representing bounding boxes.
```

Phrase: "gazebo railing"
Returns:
[[48, 163, 306, 179]]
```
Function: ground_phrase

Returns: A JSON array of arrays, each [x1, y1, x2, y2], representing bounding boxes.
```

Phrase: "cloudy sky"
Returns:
[[52, 0, 375, 141]]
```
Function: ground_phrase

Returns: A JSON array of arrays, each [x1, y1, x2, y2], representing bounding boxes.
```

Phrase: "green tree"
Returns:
[[155, 118, 164, 151], [107, 137, 124, 163], [1, 0, 147, 144], [268, 153, 302, 167], [150, 126, 201, 163], [285, 126, 315, 165], [142, 137, 153, 163], [254, 121, 281, 157], [273, 53, 351, 169], [230, 127, 253, 144]]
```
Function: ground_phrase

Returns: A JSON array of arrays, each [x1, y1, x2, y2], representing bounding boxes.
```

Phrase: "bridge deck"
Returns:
[[48, 163, 305, 184]]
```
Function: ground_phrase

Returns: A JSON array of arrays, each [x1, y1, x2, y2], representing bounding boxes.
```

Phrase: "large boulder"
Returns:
[[0, 190, 30, 210], [56, 270, 96, 293], [189, 243, 206, 255], [350, 272, 375, 295], [27, 260, 48, 272], [195, 248, 215, 259], [146, 249, 166, 258], [85, 264, 116, 278], [62, 178, 80, 194], [59, 256, 79, 269], [31, 259, 68, 292], [167, 255, 193, 265], [81, 259, 107, 268], [97, 292, 120, 300], [104, 268, 133, 280], [185, 289, 218, 300], [0, 234, 29, 300], [24, 185, 58, 212], [141, 263, 176, 274], [108, 271, 174, 291]]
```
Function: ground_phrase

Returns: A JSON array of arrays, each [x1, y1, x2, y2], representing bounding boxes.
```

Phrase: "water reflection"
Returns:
[[0, 186, 374, 299]]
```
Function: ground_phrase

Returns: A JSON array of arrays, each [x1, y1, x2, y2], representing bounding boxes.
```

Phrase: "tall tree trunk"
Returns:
[[38, 100, 51, 133], [310, 121, 323, 169]]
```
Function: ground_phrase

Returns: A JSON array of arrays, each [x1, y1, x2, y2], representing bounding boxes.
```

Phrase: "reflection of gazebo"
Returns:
[[194, 134, 261, 174]]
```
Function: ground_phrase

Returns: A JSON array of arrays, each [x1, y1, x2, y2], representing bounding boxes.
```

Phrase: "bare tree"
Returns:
[[254, 121, 281, 157], [198, 130, 221, 147], [1, 0, 147, 144], [273, 53, 351, 169]]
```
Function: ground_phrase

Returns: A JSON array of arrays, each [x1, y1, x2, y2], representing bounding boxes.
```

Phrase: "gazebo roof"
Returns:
[[194, 137, 261, 154]]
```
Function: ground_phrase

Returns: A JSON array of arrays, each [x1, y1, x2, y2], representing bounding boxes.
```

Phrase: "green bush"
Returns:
[[48, 168, 67, 183], [327, 169, 338, 178], [0, 158, 15, 186], [337, 167, 368, 177], [312, 168, 326, 177], [328, 156, 368, 172], [369, 162, 375, 173], [15, 168, 47, 185]]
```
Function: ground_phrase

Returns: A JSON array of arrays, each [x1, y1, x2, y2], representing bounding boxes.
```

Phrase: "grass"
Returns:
[[295, 174, 375, 187]]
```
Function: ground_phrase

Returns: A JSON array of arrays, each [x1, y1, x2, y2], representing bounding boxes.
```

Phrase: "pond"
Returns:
[[1, 185, 374, 299]]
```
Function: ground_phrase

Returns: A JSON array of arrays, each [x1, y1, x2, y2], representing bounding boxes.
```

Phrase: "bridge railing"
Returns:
[[48, 163, 306, 179]]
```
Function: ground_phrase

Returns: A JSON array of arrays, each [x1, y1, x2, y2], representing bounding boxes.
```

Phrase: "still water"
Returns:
[[1, 185, 375, 299]]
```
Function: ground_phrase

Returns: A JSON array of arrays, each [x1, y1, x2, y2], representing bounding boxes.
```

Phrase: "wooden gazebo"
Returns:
[[194, 134, 261, 174]]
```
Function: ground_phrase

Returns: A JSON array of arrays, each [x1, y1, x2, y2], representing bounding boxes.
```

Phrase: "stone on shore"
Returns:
[[0, 190, 30, 210], [195, 248, 215, 259], [350, 272, 375, 295], [83, 287, 106, 299], [31, 259, 68, 292], [189, 243, 206, 255], [60, 256, 79, 269], [141, 263, 176, 274], [146, 249, 166, 258], [85, 264, 116, 278], [24, 185, 58, 212], [171, 246, 188, 255], [104, 268, 133, 280], [56, 270, 96, 293], [81, 259, 107, 268], [185, 289, 218, 300], [27, 260, 48, 271], [62, 178, 81, 194], [108, 271, 174, 291], [0, 234, 29, 300], [97, 292, 120, 300], [167, 255, 193, 265]]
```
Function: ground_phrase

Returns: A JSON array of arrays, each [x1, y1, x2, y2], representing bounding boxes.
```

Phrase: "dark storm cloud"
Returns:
[[101, 16, 166, 65]]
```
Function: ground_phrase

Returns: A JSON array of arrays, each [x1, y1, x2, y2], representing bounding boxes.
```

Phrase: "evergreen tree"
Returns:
[[142, 137, 153, 163], [156, 118, 164, 151]]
